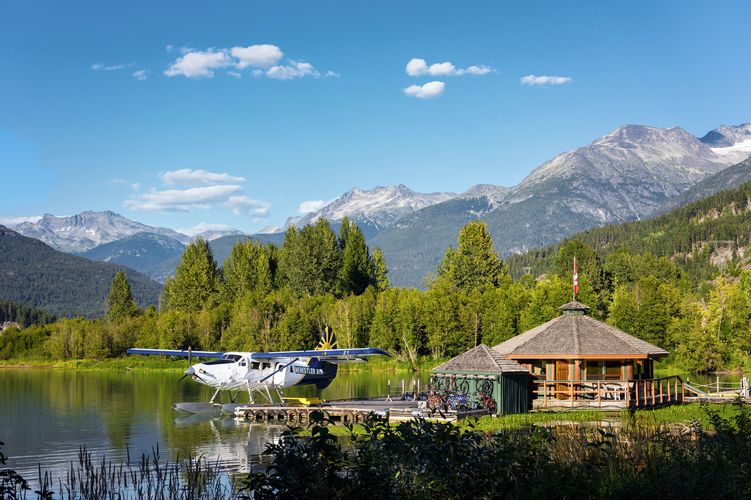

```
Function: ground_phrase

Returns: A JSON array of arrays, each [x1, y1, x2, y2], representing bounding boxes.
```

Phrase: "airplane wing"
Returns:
[[126, 348, 225, 359], [250, 347, 389, 361]]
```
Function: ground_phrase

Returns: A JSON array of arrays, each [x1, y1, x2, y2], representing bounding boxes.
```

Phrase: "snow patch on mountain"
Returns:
[[14, 211, 191, 252], [282, 184, 456, 231]]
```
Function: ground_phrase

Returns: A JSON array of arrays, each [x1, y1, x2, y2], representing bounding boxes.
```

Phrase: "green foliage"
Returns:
[[222, 240, 275, 301], [370, 247, 390, 292], [106, 272, 140, 321], [608, 276, 680, 349], [436, 221, 508, 292], [245, 402, 751, 499], [338, 219, 372, 295], [162, 238, 221, 312], [0, 301, 55, 327], [279, 221, 342, 297]]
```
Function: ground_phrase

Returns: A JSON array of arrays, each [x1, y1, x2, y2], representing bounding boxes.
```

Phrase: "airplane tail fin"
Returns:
[[316, 326, 337, 350]]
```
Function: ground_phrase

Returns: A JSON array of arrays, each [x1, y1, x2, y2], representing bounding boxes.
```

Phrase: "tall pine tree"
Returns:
[[436, 221, 507, 292], [162, 238, 221, 311], [106, 271, 139, 320], [338, 219, 372, 295], [371, 248, 390, 292], [279, 220, 342, 296]]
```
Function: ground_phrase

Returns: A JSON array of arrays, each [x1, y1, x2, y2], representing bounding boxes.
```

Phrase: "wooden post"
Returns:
[[681, 379, 685, 401], [635, 380, 639, 407], [659, 379, 664, 404], [570, 380, 574, 407], [667, 379, 671, 402], [716, 376, 720, 396], [651, 380, 656, 406], [597, 381, 601, 407]]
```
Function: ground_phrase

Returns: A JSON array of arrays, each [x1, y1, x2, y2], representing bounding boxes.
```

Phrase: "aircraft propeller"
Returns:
[[178, 366, 194, 384]]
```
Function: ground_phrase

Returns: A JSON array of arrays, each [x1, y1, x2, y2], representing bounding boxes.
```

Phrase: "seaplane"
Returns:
[[127, 327, 389, 413]]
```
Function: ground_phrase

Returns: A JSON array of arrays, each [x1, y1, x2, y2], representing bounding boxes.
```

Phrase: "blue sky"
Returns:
[[1, 0, 750, 234]]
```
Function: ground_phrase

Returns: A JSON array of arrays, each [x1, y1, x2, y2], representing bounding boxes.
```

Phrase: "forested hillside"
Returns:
[[0, 225, 162, 317], [507, 179, 751, 283]]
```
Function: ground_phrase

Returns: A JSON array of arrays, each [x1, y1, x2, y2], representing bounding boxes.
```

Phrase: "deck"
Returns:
[[532, 376, 685, 410], [232, 398, 488, 425]]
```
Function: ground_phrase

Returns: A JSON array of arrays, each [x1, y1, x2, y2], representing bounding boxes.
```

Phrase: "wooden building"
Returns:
[[431, 344, 530, 415], [493, 301, 684, 409]]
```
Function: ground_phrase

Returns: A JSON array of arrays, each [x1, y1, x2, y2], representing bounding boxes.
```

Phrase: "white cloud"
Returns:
[[325, 70, 340, 78], [403, 81, 445, 99], [224, 195, 270, 217], [124, 169, 269, 218], [520, 74, 572, 86], [463, 65, 492, 75], [160, 168, 246, 186], [298, 199, 330, 214], [165, 44, 175, 53], [91, 63, 130, 71], [132, 69, 148, 81], [164, 49, 232, 78], [231, 44, 283, 68], [124, 185, 244, 212], [0, 215, 42, 226], [405, 58, 493, 77], [266, 61, 319, 80], [162, 43, 333, 80]]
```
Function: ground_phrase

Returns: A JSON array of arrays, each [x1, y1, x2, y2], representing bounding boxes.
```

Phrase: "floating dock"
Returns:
[[233, 398, 489, 425]]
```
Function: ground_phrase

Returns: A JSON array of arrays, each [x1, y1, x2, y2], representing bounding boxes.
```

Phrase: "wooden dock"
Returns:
[[233, 398, 485, 425]]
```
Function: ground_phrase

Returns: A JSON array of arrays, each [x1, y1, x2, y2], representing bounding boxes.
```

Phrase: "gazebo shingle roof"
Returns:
[[433, 344, 529, 373], [493, 306, 669, 359]]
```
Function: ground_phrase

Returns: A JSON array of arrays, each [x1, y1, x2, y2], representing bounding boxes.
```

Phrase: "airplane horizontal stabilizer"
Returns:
[[127, 348, 225, 358]]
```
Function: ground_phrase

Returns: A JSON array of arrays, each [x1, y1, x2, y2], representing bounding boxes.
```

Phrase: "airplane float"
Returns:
[[127, 327, 389, 412]]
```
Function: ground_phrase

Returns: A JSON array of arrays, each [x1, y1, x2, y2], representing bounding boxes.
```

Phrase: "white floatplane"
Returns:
[[127, 327, 389, 412]]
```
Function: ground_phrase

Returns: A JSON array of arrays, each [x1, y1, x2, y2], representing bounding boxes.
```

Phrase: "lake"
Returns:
[[0, 367, 430, 485]]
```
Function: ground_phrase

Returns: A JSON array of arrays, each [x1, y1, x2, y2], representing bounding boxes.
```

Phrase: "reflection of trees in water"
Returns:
[[0, 368, 432, 476]]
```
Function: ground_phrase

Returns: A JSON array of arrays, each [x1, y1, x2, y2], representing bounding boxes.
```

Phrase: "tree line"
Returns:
[[3, 214, 751, 372]]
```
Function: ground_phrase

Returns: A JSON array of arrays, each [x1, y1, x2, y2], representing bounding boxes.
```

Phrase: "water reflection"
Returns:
[[0, 367, 428, 483]]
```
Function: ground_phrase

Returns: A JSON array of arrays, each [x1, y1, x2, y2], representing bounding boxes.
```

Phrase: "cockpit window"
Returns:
[[251, 362, 260, 370], [205, 354, 242, 365]]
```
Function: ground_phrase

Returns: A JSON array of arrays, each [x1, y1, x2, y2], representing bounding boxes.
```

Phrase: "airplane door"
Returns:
[[237, 357, 250, 380]]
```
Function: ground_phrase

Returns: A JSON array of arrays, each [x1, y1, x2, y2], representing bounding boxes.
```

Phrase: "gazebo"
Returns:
[[493, 301, 683, 409], [431, 344, 529, 415]]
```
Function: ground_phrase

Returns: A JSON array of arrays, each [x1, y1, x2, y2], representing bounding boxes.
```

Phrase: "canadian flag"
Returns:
[[573, 257, 579, 297]]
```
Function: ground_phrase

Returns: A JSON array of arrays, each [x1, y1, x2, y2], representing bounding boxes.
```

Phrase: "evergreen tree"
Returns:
[[161, 238, 221, 311], [279, 220, 342, 297], [106, 272, 139, 321], [338, 221, 372, 295], [223, 240, 275, 301], [371, 248, 390, 292], [607, 276, 680, 349], [436, 221, 507, 292]]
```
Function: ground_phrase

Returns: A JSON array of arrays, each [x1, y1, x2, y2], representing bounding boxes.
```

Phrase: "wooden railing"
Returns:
[[533, 376, 684, 408]]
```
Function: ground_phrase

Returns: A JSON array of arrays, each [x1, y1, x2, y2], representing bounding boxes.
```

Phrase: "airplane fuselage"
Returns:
[[186, 352, 338, 393]]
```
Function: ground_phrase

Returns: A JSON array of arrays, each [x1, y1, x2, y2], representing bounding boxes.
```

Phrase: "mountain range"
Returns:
[[13, 211, 245, 254], [5, 122, 751, 291]]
